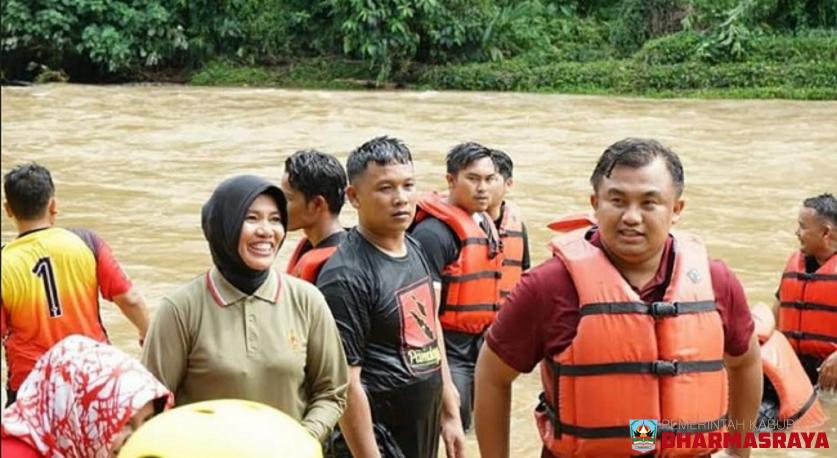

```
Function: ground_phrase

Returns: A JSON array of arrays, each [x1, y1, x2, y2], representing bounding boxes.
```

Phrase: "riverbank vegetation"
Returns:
[[3, 0, 836, 99]]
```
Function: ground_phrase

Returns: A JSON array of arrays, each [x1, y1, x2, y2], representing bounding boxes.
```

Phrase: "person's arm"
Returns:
[[84, 230, 149, 339], [317, 266, 379, 455], [339, 366, 381, 458], [520, 222, 531, 271], [1, 299, 9, 342], [722, 334, 762, 458], [474, 343, 521, 458], [300, 289, 349, 441], [818, 351, 837, 390], [140, 298, 189, 393], [112, 288, 150, 339], [432, 284, 466, 458], [412, 220, 459, 283]]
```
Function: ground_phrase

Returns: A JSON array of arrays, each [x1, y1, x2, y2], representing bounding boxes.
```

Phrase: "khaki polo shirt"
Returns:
[[141, 268, 348, 441]]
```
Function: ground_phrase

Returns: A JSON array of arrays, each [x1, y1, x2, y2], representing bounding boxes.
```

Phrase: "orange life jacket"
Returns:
[[752, 303, 827, 430], [497, 201, 525, 300], [537, 232, 727, 457], [547, 213, 598, 251], [777, 251, 837, 360], [415, 193, 503, 334], [286, 237, 338, 284]]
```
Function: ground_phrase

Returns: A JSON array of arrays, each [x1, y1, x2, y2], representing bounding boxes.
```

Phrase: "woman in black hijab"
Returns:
[[142, 175, 348, 443]]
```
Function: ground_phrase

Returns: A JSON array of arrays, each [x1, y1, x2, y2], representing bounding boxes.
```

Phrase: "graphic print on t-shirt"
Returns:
[[396, 278, 442, 374]]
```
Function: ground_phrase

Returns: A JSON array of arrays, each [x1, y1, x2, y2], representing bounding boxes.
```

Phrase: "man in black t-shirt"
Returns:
[[318, 136, 465, 458]]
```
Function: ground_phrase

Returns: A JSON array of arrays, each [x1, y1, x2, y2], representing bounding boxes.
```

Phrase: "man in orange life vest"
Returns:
[[281, 150, 348, 284], [1, 163, 151, 406], [474, 138, 763, 458], [487, 149, 531, 301], [411, 142, 504, 431], [775, 193, 837, 390]]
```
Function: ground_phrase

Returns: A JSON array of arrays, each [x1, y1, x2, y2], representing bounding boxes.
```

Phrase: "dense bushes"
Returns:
[[415, 58, 837, 98], [2, 0, 835, 98], [1, 0, 186, 80]]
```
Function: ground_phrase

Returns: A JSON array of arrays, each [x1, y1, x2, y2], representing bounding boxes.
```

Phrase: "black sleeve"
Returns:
[[521, 222, 531, 271], [411, 218, 459, 283], [316, 265, 372, 366]]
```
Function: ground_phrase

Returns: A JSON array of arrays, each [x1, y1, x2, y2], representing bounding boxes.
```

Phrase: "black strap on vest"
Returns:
[[780, 388, 819, 429], [442, 270, 502, 283], [781, 272, 837, 281], [782, 330, 837, 343], [537, 392, 728, 439], [558, 359, 724, 377], [541, 358, 725, 439], [580, 300, 716, 317], [779, 301, 837, 313], [442, 303, 498, 312]]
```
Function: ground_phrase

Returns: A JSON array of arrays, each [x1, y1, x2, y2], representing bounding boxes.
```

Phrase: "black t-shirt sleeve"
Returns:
[[411, 218, 459, 283], [316, 265, 373, 366], [521, 222, 531, 271]]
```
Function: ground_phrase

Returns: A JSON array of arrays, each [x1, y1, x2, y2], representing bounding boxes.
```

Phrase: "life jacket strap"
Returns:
[[580, 300, 716, 317], [783, 330, 837, 343], [556, 359, 724, 377]]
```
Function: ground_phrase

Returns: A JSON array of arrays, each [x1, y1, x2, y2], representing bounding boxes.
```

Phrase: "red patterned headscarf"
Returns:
[[1, 335, 173, 457]]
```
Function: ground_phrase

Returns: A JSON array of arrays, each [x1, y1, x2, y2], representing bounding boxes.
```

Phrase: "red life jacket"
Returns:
[[497, 202, 525, 300], [777, 251, 837, 360], [286, 237, 338, 284], [415, 193, 503, 334], [751, 303, 827, 430], [538, 232, 727, 457]]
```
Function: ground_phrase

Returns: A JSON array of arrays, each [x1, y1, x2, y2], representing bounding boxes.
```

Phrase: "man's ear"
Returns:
[[3, 201, 13, 219], [311, 195, 328, 214], [671, 197, 686, 225], [47, 197, 58, 224], [445, 173, 455, 190], [346, 185, 360, 209]]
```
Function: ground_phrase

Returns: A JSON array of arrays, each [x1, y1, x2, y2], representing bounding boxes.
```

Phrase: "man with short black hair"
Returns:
[[775, 192, 837, 388], [475, 138, 762, 457], [318, 136, 464, 458], [487, 149, 530, 300], [281, 149, 348, 284], [410, 141, 504, 432], [1, 163, 150, 406]]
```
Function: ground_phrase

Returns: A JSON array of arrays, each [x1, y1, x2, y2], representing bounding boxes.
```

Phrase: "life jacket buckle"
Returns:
[[652, 360, 678, 376], [650, 301, 678, 317]]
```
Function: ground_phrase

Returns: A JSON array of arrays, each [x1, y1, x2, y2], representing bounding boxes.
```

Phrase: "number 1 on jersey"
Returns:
[[33, 257, 62, 317]]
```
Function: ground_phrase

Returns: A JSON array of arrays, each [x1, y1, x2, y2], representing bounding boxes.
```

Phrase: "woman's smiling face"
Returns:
[[238, 193, 285, 271]]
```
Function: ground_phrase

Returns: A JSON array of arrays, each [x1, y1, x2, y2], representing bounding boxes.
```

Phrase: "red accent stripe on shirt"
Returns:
[[205, 271, 227, 307]]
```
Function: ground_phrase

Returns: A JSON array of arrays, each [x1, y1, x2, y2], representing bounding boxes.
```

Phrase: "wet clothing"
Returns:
[[286, 230, 347, 284], [1, 227, 132, 393], [493, 204, 531, 272], [411, 212, 508, 430], [487, 232, 754, 457], [201, 174, 287, 295], [318, 229, 443, 458], [488, 232, 754, 372], [2, 335, 172, 458], [142, 268, 348, 441], [777, 251, 837, 362]]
